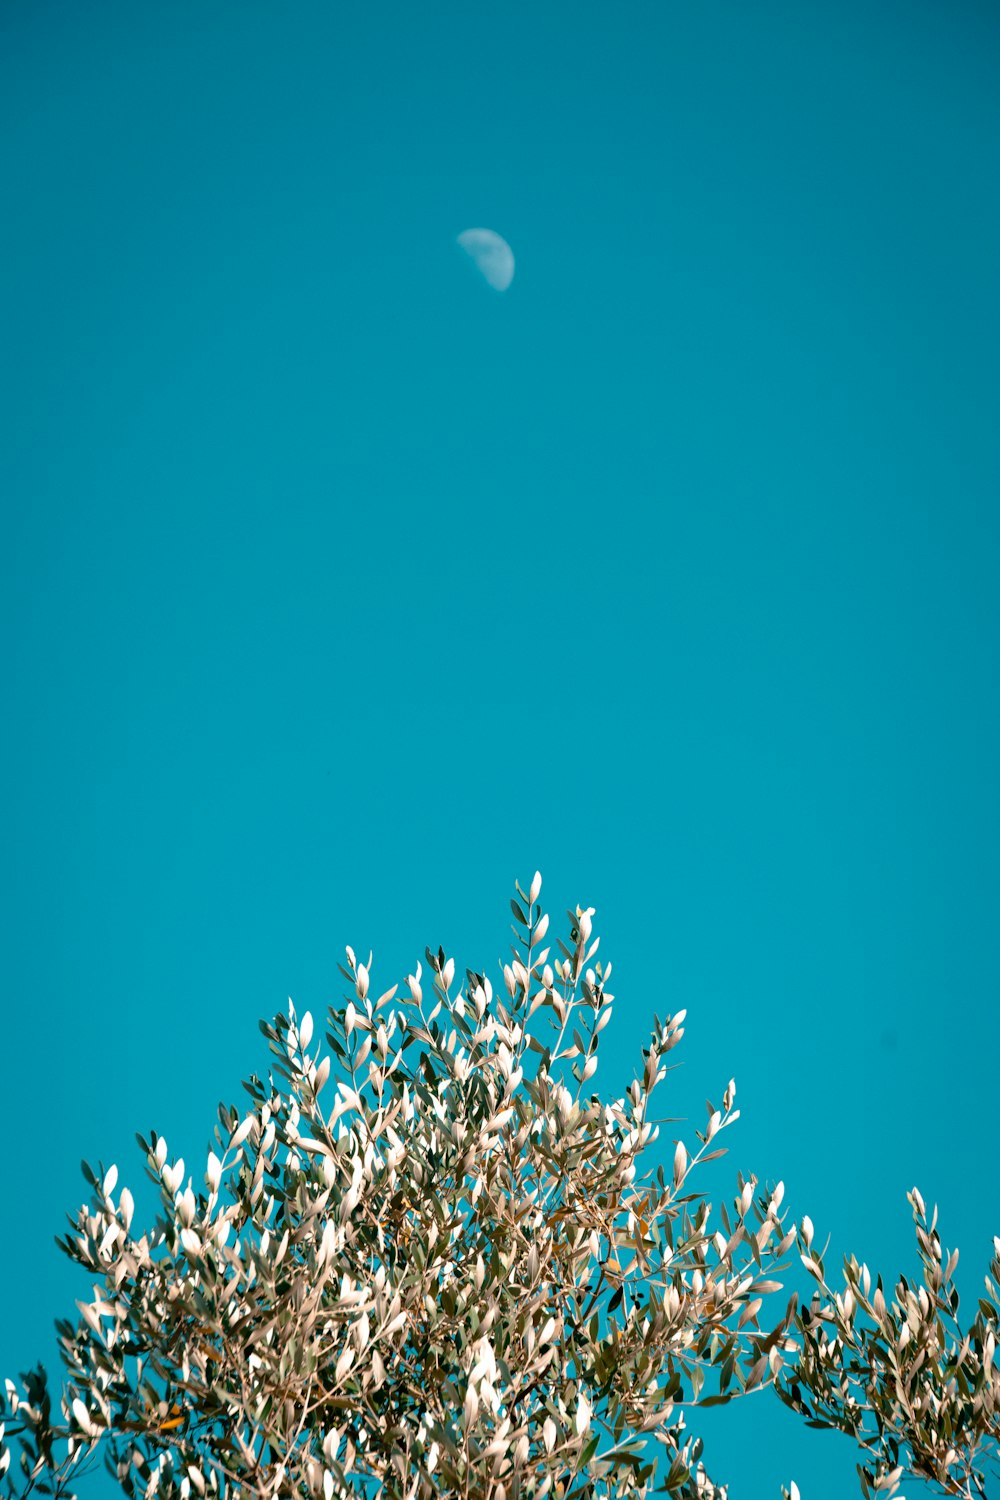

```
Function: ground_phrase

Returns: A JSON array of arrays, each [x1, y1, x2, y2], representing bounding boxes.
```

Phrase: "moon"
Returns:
[[457, 228, 515, 291]]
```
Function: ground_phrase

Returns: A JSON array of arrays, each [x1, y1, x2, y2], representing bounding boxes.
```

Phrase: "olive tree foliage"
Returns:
[[0, 876, 800, 1500], [777, 1193, 1000, 1500]]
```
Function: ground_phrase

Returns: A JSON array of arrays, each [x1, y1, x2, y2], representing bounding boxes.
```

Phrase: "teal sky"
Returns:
[[2, 3, 999, 1495]]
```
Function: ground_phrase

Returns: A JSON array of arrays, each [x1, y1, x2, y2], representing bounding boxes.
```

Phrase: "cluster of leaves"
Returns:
[[776, 1192, 1000, 1500], [0, 877, 798, 1500]]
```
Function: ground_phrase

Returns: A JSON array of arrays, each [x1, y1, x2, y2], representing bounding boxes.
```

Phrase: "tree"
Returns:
[[0, 876, 797, 1500], [1, 876, 997, 1500], [776, 1193, 1000, 1498]]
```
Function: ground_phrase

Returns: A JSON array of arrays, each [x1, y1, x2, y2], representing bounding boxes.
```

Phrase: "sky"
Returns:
[[1, 1, 999, 1495]]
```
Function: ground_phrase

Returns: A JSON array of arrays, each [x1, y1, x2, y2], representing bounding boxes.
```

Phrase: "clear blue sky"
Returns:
[[2, 3, 998, 1495]]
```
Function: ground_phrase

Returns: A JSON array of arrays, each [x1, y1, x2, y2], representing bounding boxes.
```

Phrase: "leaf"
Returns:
[[673, 1141, 687, 1186], [577, 1432, 600, 1470]]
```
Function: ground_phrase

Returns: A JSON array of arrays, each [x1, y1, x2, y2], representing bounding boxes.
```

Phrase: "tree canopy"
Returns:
[[2, 877, 997, 1500]]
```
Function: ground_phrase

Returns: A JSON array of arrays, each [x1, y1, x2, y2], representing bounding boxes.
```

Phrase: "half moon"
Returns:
[[457, 228, 515, 291]]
